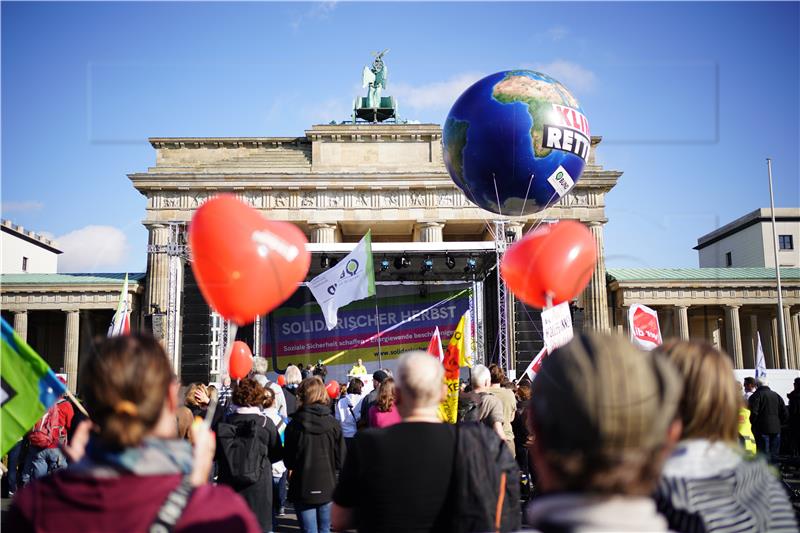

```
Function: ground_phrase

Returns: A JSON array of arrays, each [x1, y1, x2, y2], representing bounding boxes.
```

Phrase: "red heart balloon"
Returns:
[[500, 220, 597, 309], [276, 374, 286, 387], [229, 341, 253, 380], [326, 380, 340, 400], [189, 195, 311, 325]]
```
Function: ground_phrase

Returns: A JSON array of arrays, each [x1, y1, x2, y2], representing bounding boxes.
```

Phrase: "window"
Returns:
[[779, 234, 793, 250], [725, 251, 732, 267], [21, 257, 28, 272]]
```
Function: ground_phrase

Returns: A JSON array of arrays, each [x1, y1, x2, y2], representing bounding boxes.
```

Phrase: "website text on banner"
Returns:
[[262, 284, 472, 382]]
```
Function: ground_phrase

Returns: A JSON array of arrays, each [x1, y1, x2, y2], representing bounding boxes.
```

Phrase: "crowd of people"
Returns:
[[4, 332, 800, 532]]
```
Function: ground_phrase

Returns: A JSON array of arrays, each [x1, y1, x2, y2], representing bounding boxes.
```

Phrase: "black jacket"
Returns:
[[749, 386, 788, 434], [788, 389, 800, 426], [284, 403, 345, 505], [283, 385, 298, 416]]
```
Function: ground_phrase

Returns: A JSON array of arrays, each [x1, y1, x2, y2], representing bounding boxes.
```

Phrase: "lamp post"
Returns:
[[766, 158, 788, 369]]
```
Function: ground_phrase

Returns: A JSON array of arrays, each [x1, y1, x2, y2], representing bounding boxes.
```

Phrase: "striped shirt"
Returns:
[[655, 439, 797, 532]]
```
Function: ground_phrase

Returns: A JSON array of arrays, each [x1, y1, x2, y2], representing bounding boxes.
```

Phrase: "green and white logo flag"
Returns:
[[309, 231, 375, 330]]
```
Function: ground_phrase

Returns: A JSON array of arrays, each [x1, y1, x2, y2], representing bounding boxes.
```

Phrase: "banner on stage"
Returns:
[[541, 301, 573, 354], [628, 304, 662, 351], [262, 284, 472, 382]]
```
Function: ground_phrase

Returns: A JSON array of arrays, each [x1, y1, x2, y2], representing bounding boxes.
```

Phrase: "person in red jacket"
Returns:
[[8, 334, 260, 533]]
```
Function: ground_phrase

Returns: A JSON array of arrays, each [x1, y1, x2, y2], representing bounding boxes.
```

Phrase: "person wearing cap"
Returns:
[[525, 333, 683, 532], [654, 340, 797, 532], [358, 369, 389, 427]]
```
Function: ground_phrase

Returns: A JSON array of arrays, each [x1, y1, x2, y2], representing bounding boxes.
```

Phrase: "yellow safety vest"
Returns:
[[738, 407, 757, 456]]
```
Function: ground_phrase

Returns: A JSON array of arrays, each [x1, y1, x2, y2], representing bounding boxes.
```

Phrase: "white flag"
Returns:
[[521, 346, 548, 382], [309, 231, 375, 330], [108, 273, 130, 337], [755, 332, 767, 380], [628, 304, 662, 351]]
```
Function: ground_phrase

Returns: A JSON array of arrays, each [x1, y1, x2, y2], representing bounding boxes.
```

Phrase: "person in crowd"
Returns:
[[748, 376, 788, 462], [8, 334, 260, 532], [738, 397, 757, 456], [216, 378, 283, 533], [219, 375, 234, 407], [206, 384, 219, 404], [332, 351, 458, 532], [283, 364, 302, 416], [349, 358, 368, 377], [5, 439, 24, 497], [284, 377, 345, 533], [252, 356, 287, 419], [654, 340, 797, 532], [176, 401, 194, 441], [185, 383, 209, 418], [359, 369, 389, 427], [487, 364, 517, 455], [525, 334, 683, 532], [787, 377, 800, 456], [743, 376, 757, 401], [512, 381, 532, 500], [335, 378, 365, 450], [20, 378, 73, 485], [458, 364, 505, 440], [368, 377, 401, 428], [261, 386, 289, 523]]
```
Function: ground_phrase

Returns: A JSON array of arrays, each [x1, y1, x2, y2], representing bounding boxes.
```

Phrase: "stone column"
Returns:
[[770, 315, 780, 368], [145, 224, 171, 322], [309, 223, 337, 244], [417, 221, 445, 242], [64, 310, 80, 393], [675, 305, 690, 340], [784, 305, 796, 369], [748, 313, 759, 368], [792, 309, 800, 370], [724, 305, 744, 368], [616, 306, 630, 336], [581, 221, 610, 332], [12, 311, 28, 343]]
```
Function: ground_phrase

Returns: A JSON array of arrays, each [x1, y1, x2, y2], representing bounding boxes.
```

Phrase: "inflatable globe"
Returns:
[[443, 70, 590, 216]]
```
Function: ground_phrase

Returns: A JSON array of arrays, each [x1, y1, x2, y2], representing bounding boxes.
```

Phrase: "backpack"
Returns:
[[458, 392, 485, 423], [216, 418, 268, 485], [29, 402, 66, 449], [451, 422, 521, 532]]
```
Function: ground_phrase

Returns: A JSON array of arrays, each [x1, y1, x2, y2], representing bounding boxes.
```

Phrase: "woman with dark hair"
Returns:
[[284, 377, 344, 533], [335, 378, 364, 447], [216, 378, 283, 533], [367, 377, 401, 428], [8, 334, 259, 532], [654, 340, 797, 532]]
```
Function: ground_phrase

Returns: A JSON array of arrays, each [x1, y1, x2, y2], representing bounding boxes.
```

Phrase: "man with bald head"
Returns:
[[331, 351, 455, 532]]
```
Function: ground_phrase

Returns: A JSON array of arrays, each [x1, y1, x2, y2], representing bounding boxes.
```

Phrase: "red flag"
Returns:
[[521, 346, 548, 381], [426, 326, 444, 363]]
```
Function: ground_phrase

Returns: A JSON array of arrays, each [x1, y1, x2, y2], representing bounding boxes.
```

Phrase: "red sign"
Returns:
[[629, 304, 662, 350]]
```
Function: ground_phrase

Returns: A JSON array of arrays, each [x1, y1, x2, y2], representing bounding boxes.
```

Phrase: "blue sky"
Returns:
[[3, 1, 798, 272]]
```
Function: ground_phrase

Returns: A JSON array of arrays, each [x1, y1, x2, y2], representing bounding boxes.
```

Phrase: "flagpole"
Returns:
[[766, 158, 788, 369], [374, 293, 383, 367]]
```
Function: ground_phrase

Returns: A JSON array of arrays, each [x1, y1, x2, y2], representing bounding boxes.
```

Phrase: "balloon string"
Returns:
[[222, 322, 239, 380], [321, 289, 470, 366]]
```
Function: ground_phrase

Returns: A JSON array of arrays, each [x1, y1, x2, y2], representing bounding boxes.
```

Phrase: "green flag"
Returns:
[[1, 316, 67, 455]]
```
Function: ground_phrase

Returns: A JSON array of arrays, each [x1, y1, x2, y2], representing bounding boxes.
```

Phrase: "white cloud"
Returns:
[[529, 60, 597, 93], [290, 1, 338, 30], [393, 72, 485, 111], [546, 26, 569, 41], [2, 201, 43, 213], [56, 225, 129, 272], [303, 97, 353, 125]]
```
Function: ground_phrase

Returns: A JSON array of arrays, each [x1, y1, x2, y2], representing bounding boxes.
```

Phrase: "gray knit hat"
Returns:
[[530, 333, 682, 454]]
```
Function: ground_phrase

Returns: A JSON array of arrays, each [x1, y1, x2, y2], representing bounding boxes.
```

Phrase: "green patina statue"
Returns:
[[353, 49, 397, 123]]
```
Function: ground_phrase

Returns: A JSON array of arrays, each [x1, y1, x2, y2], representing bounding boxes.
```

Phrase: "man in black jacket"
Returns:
[[749, 378, 788, 462]]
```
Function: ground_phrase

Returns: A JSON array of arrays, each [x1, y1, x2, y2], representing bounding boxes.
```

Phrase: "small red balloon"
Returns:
[[500, 220, 597, 309], [276, 374, 286, 387], [189, 195, 311, 325], [325, 380, 340, 400], [229, 341, 253, 380]]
